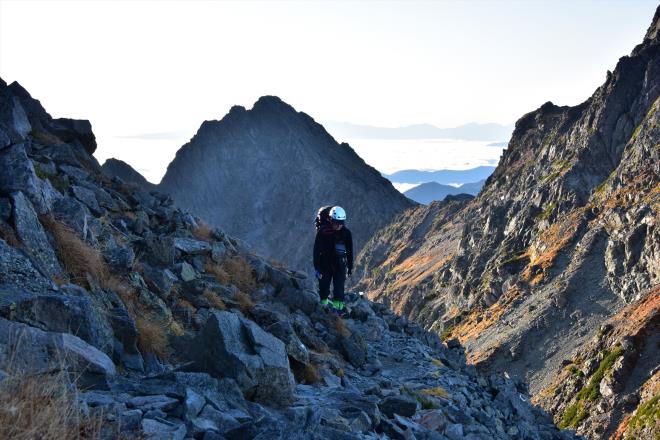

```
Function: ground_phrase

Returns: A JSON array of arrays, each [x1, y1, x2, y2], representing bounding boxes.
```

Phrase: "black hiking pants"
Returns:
[[318, 267, 346, 302]]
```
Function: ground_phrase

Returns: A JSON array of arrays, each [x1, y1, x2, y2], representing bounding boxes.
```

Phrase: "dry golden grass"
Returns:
[[600, 172, 655, 210], [0, 222, 21, 248], [122, 211, 137, 221], [420, 386, 450, 399], [390, 254, 453, 290], [177, 298, 195, 310], [206, 256, 257, 293], [235, 290, 255, 313], [521, 208, 586, 283], [104, 274, 178, 359], [335, 318, 352, 338], [202, 289, 226, 310], [206, 255, 258, 315], [0, 372, 103, 440], [450, 285, 524, 344], [51, 275, 68, 286], [135, 315, 169, 358], [169, 320, 185, 337], [40, 216, 108, 286], [205, 260, 230, 284], [292, 362, 322, 384], [30, 130, 64, 146], [206, 260, 255, 313], [431, 358, 444, 367], [192, 221, 214, 242], [103, 275, 136, 308], [268, 257, 287, 269]]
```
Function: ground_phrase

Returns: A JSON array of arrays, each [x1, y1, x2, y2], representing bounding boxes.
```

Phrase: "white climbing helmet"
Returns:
[[330, 206, 347, 221]]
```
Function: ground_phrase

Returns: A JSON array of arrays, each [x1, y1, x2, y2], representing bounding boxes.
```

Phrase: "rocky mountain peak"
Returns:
[[252, 94, 296, 112], [643, 5, 660, 43], [0, 79, 97, 155], [158, 96, 413, 272], [101, 158, 155, 192]]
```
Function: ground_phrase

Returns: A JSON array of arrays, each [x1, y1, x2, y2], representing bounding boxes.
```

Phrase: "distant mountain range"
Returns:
[[404, 180, 485, 204], [384, 166, 496, 185], [324, 121, 513, 141]]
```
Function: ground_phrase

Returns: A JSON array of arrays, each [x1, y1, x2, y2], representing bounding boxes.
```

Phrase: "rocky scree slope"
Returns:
[[157, 96, 414, 273], [355, 7, 660, 439], [0, 78, 576, 439]]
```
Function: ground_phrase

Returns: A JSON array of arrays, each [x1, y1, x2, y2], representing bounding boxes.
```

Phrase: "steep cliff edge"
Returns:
[[355, 7, 660, 439], [157, 97, 414, 273]]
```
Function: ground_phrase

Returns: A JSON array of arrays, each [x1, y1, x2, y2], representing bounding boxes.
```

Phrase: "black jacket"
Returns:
[[313, 223, 353, 274]]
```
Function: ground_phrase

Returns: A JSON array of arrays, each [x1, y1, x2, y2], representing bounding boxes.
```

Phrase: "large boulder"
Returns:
[[0, 238, 54, 293], [0, 291, 114, 354], [173, 237, 211, 255], [11, 191, 63, 277], [251, 304, 310, 364], [0, 84, 31, 144], [107, 306, 144, 371], [190, 310, 295, 407], [276, 285, 319, 315], [140, 418, 186, 440], [0, 317, 116, 387], [0, 143, 60, 213], [71, 185, 102, 215], [378, 394, 418, 418], [50, 118, 97, 155], [339, 334, 367, 368], [51, 196, 101, 244], [171, 372, 248, 412]]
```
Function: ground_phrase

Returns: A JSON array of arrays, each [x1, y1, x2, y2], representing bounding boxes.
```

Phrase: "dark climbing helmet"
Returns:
[[315, 206, 333, 230]]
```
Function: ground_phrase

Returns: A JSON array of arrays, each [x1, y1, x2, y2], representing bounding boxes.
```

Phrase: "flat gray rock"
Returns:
[[141, 418, 186, 440], [0, 239, 54, 293], [0, 317, 116, 381], [173, 237, 211, 254]]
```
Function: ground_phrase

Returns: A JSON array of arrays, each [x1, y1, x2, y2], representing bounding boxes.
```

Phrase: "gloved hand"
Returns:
[[347, 268, 352, 277], [315, 270, 323, 280]]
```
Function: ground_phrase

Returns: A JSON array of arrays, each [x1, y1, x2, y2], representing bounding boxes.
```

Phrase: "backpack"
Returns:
[[315, 206, 333, 230]]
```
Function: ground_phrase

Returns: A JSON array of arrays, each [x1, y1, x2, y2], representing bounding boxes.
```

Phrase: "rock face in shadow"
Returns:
[[157, 96, 414, 272], [102, 158, 156, 192], [355, 6, 660, 439]]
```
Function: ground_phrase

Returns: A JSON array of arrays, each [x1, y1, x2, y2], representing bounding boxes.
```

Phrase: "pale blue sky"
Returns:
[[0, 0, 657, 181]]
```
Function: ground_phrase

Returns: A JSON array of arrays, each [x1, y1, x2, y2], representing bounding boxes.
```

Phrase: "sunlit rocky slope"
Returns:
[[355, 7, 660, 439]]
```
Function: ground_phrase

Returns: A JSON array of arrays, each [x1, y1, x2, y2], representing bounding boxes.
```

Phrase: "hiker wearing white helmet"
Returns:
[[313, 205, 353, 315]]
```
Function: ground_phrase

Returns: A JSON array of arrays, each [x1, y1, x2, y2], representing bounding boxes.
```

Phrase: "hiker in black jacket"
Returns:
[[313, 206, 353, 314]]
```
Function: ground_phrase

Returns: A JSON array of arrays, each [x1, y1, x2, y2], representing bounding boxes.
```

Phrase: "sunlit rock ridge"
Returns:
[[355, 6, 660, 439]]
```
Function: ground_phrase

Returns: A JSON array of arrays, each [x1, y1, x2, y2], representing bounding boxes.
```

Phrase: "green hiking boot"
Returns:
[[332, 300, 348, 317]]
